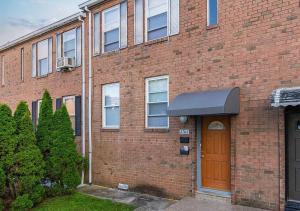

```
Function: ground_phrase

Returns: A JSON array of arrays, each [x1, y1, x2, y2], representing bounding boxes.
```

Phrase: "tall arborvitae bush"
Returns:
[[0, 104, 16, 210], [48, 105, 81, 194], [12, 102, 45, 208], [36, 90, 53, 159]]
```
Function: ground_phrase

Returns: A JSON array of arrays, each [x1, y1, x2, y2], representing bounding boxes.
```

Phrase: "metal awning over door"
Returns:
[[167, 87, 240, 116], [271, 87, 300, 107]]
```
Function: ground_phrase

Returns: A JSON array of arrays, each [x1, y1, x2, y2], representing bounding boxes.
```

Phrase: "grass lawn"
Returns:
[[33, 192, 136, 211]]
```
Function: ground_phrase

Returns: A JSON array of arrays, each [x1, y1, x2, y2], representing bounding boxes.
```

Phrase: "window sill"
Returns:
[[145, 37, 169, 46], [101, 128, 120, 132], [206, 24, 219, 30], [144, 128, 170, 133], [36, 74, 48, 79]]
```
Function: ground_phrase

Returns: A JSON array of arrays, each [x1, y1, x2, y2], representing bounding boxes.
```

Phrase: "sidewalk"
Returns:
[[165, 197, 268, 211], [78, 185, 268, 211], [78, 185, 174, 211]]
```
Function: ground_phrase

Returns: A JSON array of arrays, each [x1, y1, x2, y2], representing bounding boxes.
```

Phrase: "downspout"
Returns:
[[85, 6, 93, 185], [78, 13, 86, 186]]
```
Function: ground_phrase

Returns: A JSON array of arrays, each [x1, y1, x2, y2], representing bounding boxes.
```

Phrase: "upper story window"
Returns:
[[146, 0, 168, 41], [32, 37, 52, 77], [56, 27, 81, 70], [101, 2, 127, 53], [137, 0, 179, 43], [0, 55, 4, 86], [21, 48, 24, 82], [207, 0, 218, 26], [145, 76, 169, 128], [93, 12, 101, 55], [102, 83, 120, 128]]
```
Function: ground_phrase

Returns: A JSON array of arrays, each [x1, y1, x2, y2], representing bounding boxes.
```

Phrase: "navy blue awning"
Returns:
[[167, 87, 240, 116]]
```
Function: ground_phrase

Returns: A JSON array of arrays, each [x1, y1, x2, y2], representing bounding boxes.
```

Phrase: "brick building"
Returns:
[[1, 0, 300, 210]]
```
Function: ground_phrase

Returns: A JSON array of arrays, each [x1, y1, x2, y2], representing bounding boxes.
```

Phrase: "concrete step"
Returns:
[[195, 189, 231, 204]]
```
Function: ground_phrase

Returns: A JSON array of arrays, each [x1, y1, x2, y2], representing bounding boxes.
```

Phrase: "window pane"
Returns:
[[64, 98, 75, 116], [93, 13, 100, 54], [148, 27, 168, 41], [104, 7, 120, 31], [48, 38, 52, 73], [32, 44, 37, 77], [39, 58, 48, 76], [148, 12, 167, 31], [104, 28, 119, 45], [70, 116, 76, 131], [149, 78, 168, 93], [105, 107, 120, 127], [37, 39, 48, 59], [56, 34, 61, 59], [63, 29, 76, 58], [104, 84, 120, 106], [149, 92, 167, 103], [135, 0, 144, 44], [208, 0, 218, 26], [76, 27, 81, 66], [148, 102, 168, 115], [148, 0, 168, 17], [148, 116, 168, 127]]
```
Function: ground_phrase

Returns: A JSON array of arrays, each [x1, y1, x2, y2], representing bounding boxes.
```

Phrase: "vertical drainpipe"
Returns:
[[85, 6, 93, 185], [78, 13, 86, 186]]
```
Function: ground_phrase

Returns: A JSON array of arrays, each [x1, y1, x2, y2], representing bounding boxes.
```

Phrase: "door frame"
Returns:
[[196, 116, 232, 196]]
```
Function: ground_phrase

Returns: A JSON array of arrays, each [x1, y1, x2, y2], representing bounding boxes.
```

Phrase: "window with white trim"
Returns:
[[32, 37, 52, 77], [56, 27, 81, 70], [63, 96, 76, 130], [102, 2, 127, 53], [146, 76, 169, 128], [102, 83, 120, 128], [93, 12, 101, 55], [21, 48, 24, 81], [144, 0, 179, 42], [207, 0, 218, 26], [1, 55, 4, 86]]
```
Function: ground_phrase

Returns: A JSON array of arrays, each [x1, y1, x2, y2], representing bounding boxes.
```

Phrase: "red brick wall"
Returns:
[[1, 0, 300, 209]]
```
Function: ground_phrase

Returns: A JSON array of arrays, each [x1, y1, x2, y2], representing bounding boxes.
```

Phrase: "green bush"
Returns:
[[11, 194, 33, 211], [13, 102, 45, 205], [49, 105, 81, 193], [0, 104, 16, 172], [0, 168, 5, 197], [36, 90, 54, 159]]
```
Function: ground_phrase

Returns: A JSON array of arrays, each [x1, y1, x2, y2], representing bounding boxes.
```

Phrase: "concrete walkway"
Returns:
[[78, 185, 175, 211], [165, 197, 268, 211], [78, 185, 268, 211]]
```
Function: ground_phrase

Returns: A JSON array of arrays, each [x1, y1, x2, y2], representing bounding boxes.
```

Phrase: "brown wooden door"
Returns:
[[287, 113, 300, 202], [201, 116, 231, 191]]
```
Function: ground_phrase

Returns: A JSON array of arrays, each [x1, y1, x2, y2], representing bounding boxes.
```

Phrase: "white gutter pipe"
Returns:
[[78, 14, 86, 186], [84, 6, 93, 185]]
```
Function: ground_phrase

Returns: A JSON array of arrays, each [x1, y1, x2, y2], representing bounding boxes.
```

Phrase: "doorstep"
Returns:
[[196, 188, 231, 204]]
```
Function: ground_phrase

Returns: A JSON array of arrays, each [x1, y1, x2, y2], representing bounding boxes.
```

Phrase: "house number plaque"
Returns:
[[179, 129, 190, 135]]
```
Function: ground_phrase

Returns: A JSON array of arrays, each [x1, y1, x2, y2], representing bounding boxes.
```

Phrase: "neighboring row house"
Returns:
[[1, 0, 300, 210]]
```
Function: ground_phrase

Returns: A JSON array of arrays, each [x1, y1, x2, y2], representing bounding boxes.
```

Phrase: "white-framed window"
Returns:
[[145, 75, 169, 128], [207, 0, 218, 26], [102, 2, 127, 53], [21, 48, 24, 81], [1, 55, 4, 86], [102, 83, 120, 128], [56, 27, 81, 70], [144, 0, 179, 42], [63, 96, 76, 130], [93, 12, 101, 55], [63, 29, 76, 60], [32, 37, 52, 77]]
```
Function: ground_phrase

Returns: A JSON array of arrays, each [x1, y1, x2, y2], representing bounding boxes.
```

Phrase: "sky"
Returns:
[[0, 0, 83, 46]]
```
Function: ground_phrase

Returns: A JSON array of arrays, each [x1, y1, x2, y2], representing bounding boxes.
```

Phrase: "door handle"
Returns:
[[201, 155, 205, 158]]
